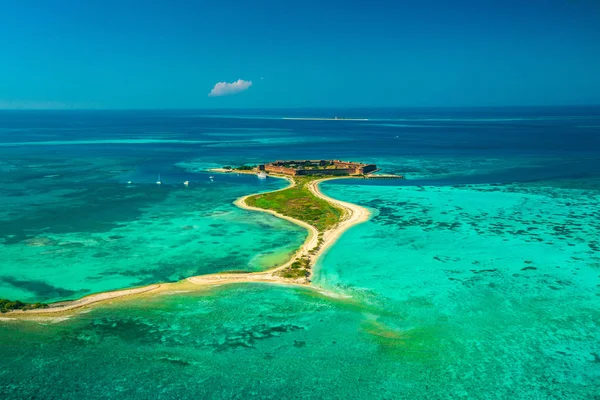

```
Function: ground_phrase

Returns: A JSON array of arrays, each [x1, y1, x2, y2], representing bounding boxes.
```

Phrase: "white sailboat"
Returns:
[[156, 174, 162, 185], [183, 180, 189, 186]]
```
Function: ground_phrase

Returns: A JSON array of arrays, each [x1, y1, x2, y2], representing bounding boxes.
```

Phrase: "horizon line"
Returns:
[[1, 104, 600, 111]]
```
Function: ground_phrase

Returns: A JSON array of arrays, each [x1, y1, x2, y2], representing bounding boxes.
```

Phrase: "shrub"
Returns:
[[0, 299, 48, 313]]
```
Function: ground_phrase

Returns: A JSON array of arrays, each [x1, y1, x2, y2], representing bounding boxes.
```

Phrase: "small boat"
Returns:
[[183, 181, 189, 186], [257, 172, 267, 180], [209, 175, 214, 181], [127, 181, 132, 185], [156, 174, 162, 185]]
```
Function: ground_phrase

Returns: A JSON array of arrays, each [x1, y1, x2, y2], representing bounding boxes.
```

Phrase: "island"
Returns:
[[258, 159, 377, 176], [6, 160, 397, 317], [192, 160, 378, 284], [216, 160, 404, 180]]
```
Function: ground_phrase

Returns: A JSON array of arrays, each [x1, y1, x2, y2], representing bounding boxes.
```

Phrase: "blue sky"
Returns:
[[1, 0, 599, 108]]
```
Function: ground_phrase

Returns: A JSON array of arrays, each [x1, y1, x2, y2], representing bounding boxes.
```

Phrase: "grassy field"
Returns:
[[244, 176, 342, 232]]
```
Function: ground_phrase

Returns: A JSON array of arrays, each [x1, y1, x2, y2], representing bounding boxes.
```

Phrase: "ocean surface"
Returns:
[[1, 108, 599, 399]]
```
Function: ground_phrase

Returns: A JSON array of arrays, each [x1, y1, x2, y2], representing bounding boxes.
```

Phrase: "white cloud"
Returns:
[[208, 79, 252, 97]]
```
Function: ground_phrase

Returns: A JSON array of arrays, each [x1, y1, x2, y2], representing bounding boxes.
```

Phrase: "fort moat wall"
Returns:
[[258, 160, 378, 176]]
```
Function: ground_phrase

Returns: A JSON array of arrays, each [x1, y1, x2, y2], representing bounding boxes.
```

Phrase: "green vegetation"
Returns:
[[280, 257, 310, 279], [309, 233, 325, 255], [278, 160, 335, 169], [0, 299, 48, 313], [245, 176, 343, 231], [244, 175, 345, 281], [234, 165, 255, 171], [222, 166, 232, 170]]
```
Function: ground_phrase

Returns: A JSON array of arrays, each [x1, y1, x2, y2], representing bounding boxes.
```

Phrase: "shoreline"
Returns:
[[207, 168, 257, 175], [4, 174, 370, 318]]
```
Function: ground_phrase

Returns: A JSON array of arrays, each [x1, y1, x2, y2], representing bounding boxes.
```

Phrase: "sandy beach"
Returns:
[[5, 175, 369, 317], [305, 178, 371, 275], [191, 176, 370, 282], [6, 285, 163, 315], [207, 168, 257, 175]]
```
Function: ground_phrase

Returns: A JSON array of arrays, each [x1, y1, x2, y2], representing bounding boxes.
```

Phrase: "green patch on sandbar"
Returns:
[[245, 176, 343, 232]]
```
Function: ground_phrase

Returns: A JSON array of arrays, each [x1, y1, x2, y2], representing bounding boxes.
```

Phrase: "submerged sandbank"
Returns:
[[4, 175, 370, 319]]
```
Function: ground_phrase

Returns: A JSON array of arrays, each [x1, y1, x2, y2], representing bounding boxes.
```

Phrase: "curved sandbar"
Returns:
[[5, 285, 163, 315], [189, 176, 370, 283], [5, 175, 369, 318], [306, 178, 371, 273]]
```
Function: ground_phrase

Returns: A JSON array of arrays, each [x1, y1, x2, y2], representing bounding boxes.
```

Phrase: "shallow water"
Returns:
[[1, 108, 599, 399], [1, 284, 397, 399], [0, 158, 305, 303], [314, 182, 600, 397]]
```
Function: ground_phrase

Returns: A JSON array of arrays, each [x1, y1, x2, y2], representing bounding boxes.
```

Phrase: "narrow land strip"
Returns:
[[5, 285, 162, 315], [5, 175, 370, 318]]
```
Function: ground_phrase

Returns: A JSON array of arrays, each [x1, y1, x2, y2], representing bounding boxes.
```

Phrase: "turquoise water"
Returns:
[[0, 156, 305, 303], [1, 109, 599, 398], [316, 182, 600, 396], [1, 285, 401, 399], [2, 183, 598, 399]]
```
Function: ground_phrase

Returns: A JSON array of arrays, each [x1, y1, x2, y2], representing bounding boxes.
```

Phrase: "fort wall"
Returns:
[[261, 160, 377, 176], [264, 165, 299, 175]]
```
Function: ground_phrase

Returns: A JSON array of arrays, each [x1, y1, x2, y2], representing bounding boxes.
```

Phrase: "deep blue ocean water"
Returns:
[[1, 108, 599, 399]]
